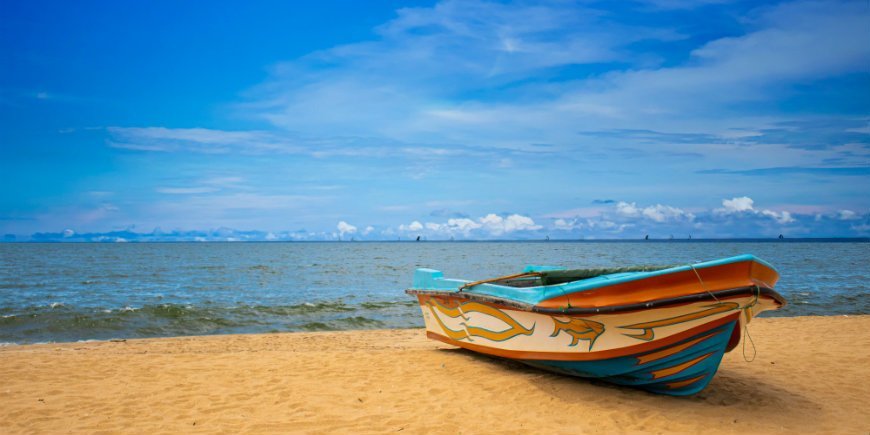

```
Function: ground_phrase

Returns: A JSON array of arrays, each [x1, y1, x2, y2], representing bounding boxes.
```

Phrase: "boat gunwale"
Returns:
[[411, 255, 779, 306], [405, 285, 786, 315]]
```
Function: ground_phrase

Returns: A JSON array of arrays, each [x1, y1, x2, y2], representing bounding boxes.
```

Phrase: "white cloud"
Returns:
[[642, 204, 694, 223], [617, 201, 693, 222], [719, 196, 755, 213], [761, 209, 795, 224], [479, 213, 543, 235], [399, 221, 424, 232], [443, 218, 482, 235], [543, 196, 813, 238], [616, 201, 640, 217], [716, 196, 795, 224], [337, 221, 357, 236], [553, 218, 576, 230], [838, 209, 858, 220], [397, 212, 540, 238]]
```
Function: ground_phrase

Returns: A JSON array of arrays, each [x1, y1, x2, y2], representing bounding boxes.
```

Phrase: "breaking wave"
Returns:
[[0, 300, 420, 344]]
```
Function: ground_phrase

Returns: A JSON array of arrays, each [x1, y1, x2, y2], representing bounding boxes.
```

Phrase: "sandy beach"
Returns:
[[1, 315, 868, 434]]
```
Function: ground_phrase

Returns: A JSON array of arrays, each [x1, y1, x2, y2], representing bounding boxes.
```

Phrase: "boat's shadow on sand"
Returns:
[[437, 347, 818, 419]]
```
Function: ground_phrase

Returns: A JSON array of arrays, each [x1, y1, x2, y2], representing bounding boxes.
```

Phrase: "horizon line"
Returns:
[[2, 237, 868, 244]]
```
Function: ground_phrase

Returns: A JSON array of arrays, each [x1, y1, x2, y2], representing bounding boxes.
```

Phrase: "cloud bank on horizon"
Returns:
[[1, 0, 868, 240]]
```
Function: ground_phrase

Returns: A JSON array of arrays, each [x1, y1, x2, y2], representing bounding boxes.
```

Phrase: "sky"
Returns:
[[1, 0, 869, 241]]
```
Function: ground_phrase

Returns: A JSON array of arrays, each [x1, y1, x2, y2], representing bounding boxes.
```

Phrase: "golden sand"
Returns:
[[1, 315, 868, 434]]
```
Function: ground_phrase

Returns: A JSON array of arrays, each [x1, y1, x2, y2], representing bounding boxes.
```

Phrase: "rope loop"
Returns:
[[690, 264, 720, 303], [690, 263, 759, 362], [742, 321, 757, 362]]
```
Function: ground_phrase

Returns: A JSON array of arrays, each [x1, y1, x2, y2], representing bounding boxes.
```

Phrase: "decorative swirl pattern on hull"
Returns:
[[426, 298, 535, 342], [550, 318, 605, 350], [619, 302, 739, 341]]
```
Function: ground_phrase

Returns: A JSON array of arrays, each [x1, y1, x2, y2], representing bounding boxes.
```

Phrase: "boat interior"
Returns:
[[491, 265, 676, 288]]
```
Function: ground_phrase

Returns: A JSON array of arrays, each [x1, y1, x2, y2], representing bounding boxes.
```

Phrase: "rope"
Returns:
[[691, 263, 759, 362], [741, 285, 760, 362], [690, 264, 720, 303], [742, 319, 757, 362], [743, 284, 760, 310]]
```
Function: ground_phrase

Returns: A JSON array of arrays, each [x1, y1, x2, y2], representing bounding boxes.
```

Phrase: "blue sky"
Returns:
[[1, 0, 868, 241]]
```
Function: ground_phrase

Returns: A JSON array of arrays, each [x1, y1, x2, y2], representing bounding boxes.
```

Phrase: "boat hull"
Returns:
[[413, 292, 768, 395], [407, 255, 785, 395]]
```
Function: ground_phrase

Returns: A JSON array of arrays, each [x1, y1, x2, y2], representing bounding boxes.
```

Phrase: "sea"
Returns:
[[1, 240, 868, 344]]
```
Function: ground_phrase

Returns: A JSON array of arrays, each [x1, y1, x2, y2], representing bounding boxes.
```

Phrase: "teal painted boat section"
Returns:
[[521, 319, 737, 396], [411, 254, 776, 306]]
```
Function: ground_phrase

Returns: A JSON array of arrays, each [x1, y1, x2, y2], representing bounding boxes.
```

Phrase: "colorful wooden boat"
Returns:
[[406, 254, 785, 396]]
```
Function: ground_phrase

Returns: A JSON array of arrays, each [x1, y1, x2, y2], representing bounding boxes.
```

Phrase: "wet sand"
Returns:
[[1, 315, 868, 434]]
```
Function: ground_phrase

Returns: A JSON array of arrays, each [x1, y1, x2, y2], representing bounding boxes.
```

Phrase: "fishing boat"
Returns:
[[405, 254, 786, 396]]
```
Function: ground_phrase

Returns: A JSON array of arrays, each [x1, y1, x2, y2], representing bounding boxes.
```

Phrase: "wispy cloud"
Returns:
[[105, 126, 527, 163], [237, 0, 686, 147], [225, 0, 870, 180], [698, 167, 870, 176], [156, 187, 219, 194]]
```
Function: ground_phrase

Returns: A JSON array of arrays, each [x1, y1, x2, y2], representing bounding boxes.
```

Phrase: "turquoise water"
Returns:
[[1, 241, 867, 344]]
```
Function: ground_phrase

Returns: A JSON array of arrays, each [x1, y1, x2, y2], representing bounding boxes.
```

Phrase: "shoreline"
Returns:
[[0, 313, 861, 348], [2, 315, 869, 433]]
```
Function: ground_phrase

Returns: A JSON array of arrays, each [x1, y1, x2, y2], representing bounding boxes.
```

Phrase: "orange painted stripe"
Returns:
[[415, 285, 784, 318], [636, 332, 718, 365], [650, 352, 714, 380], [425, 312, 739, 362], [666, 374, 708, 390], [536, 259, 779, 310]]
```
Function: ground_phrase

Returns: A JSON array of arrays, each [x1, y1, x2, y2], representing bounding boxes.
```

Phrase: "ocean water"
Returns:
[[1, 241, 867, 344]]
